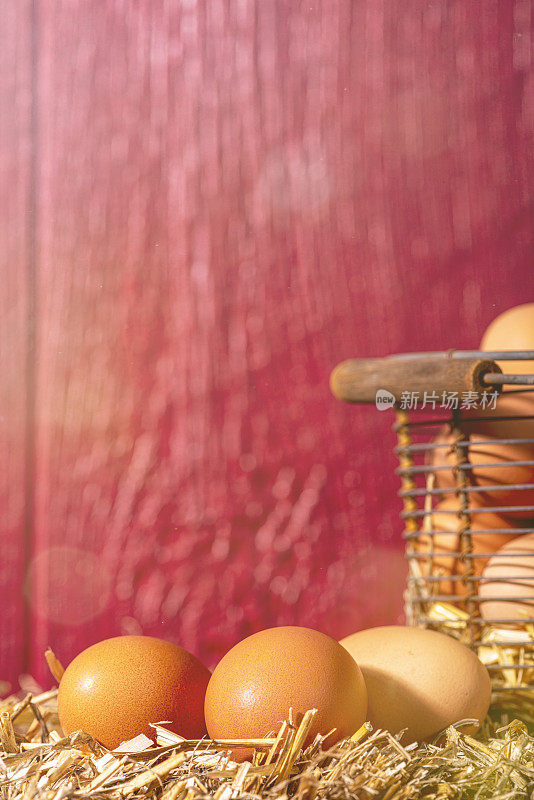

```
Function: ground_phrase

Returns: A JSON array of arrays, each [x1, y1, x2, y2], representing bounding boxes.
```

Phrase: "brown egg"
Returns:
[[481, 303, 534, 381], [430, 423, 534, 519], [340, 626, 491, 743], [480, 533, 534, 623], [460, 391, 534, 440], [58, 636, 211, 749], [204, 627, 367, 754], [416, 496, 518, 596]]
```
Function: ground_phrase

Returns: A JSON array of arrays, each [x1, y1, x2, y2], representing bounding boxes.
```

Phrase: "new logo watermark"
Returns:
[[375, 389, 395, 410]]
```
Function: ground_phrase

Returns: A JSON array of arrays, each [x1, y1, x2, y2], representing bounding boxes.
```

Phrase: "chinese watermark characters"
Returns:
[[375, 389, 500, 412]]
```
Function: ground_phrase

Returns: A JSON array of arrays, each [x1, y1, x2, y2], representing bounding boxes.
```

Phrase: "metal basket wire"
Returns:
[[331, 349, 534, 717]]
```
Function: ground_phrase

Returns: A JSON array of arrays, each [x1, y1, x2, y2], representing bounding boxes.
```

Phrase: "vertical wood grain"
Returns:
[[0, 0, 32, 686], [12, 0, 534, 682]]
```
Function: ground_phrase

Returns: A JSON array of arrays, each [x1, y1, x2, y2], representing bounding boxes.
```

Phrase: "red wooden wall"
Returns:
[[1, 0, 533, 688]]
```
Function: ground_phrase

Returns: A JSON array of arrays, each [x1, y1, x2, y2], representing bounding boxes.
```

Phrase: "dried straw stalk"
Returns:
[[2, 677, 534, 800]]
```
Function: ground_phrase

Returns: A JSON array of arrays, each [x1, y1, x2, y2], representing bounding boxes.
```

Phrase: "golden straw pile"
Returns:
[[3, 677, 534, 800]]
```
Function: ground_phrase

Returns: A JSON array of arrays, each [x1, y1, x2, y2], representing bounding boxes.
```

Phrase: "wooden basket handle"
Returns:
[[330, 354, 502, 404]]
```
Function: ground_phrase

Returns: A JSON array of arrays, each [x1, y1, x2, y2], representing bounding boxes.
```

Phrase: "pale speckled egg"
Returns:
[[416, 496, 518, 596], [58, 636, 211, 749], [480, 533, 534, 623], [340, 626, 491, 743], [204, 627, 367, 751]]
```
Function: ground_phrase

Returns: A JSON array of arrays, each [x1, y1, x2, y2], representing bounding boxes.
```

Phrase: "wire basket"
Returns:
[[331, 349, 534, 719]]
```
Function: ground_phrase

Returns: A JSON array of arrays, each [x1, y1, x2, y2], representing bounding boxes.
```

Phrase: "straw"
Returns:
[[3, 666, 534, 800]]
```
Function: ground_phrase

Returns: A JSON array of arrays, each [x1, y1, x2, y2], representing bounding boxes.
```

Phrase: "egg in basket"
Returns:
[[331, 304, 534, 721]]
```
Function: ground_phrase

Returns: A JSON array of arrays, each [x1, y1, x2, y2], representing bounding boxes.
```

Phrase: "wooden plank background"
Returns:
[[1, 0, 534, 687], [0, 0, 32, 687]]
